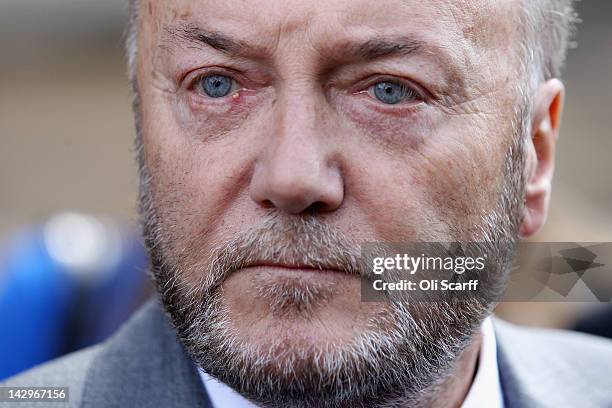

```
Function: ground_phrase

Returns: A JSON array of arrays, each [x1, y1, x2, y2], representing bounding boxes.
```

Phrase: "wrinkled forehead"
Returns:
[[140, 0, 521, 62]]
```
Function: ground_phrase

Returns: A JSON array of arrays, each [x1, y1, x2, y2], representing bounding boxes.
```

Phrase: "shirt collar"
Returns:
[[199, 370, 256, 408], [461, 316, 505, 408]]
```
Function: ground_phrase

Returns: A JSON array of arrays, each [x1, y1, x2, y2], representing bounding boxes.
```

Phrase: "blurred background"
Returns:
[[0, 0, 611, 380]]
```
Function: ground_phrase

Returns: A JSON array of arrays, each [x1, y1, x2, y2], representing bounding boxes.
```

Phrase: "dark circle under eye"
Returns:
[[200, 75, 233, 98], [373, 81, 409, 104]]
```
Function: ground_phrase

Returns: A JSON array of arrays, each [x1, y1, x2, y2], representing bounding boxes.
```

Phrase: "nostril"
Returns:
[[305, 201, 329, 214], [260, 199, 275, 209]]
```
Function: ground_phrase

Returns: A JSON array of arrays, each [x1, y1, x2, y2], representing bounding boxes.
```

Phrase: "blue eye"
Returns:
[[199, 75, 233, 98], [372, 81, 412, 104]]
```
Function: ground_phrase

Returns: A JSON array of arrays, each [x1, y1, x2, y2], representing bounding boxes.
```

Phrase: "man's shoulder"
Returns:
[[494, 317, 612, 407], [0, 299, 163, 408], [495, 317, 612, 366], [1, 299, 211, 408], [0, 344, 104, 407]]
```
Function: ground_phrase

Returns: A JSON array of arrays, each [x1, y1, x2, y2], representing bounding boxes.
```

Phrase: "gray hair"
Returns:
[[126, 0, 139, 88], [518, 0, 578, 95]]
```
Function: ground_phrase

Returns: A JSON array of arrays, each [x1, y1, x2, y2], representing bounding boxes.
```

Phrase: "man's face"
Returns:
[[136, 0, 525, 406]]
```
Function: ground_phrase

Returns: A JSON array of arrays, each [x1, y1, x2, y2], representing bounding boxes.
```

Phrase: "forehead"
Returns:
[[142, 0, 519, 53]]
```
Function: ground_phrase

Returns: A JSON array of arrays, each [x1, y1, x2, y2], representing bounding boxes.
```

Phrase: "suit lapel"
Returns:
[[494, 318, 554, 408], [495, 335, 542, 408], [82, 298, 213, 408]]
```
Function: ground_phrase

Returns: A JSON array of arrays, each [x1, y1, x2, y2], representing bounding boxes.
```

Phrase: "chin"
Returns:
[[221, 269, 368, 347]]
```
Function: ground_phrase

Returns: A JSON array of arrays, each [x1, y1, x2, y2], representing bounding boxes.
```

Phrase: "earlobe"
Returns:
[[519, 79, 565, 238]]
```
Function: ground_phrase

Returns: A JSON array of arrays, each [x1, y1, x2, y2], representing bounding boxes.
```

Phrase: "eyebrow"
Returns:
[[161, 22, 260, 56], [346, 37, 424, 61], [161, 21, 425, 62]]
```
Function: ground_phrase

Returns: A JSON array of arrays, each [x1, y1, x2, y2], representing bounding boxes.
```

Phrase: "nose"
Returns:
[[249, 94, 344, 215]]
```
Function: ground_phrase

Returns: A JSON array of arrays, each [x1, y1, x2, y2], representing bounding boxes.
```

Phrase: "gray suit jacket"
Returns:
[[2, 298, 612, 408]]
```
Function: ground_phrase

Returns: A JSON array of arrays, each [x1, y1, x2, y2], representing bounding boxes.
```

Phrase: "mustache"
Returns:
[[199, 213, 364, 295]]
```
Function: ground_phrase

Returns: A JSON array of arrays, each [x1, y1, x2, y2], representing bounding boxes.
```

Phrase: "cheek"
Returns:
[[144, 128, 252, 264], [148, 148, 214, 242], [342, 143, 450, 242], [141, 84, 264, 242], [341, 114, 507, 241], [414, 123, 508, 236]]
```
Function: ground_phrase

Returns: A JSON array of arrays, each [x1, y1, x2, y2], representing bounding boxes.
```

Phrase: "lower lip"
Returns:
[[240, 265, 345, 276]]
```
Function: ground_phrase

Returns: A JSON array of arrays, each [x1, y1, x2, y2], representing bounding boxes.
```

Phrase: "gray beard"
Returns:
[[142, 213, 520, 407], [136, 114, 526, 408]]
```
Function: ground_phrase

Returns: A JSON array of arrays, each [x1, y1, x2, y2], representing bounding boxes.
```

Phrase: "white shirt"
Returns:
[[461, 317, 504, 408], [198, 317, 504, 408]]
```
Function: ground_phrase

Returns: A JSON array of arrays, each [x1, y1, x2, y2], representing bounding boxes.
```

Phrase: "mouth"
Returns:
[[240, 261, 347, 276]]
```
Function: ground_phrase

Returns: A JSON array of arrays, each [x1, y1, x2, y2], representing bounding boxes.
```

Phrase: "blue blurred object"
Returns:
[[0, 228, 77, 379], [0, 213, 150, 380]]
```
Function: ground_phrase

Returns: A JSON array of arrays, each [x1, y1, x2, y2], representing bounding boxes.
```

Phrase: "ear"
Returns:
[[519, 79, 565, 238]]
